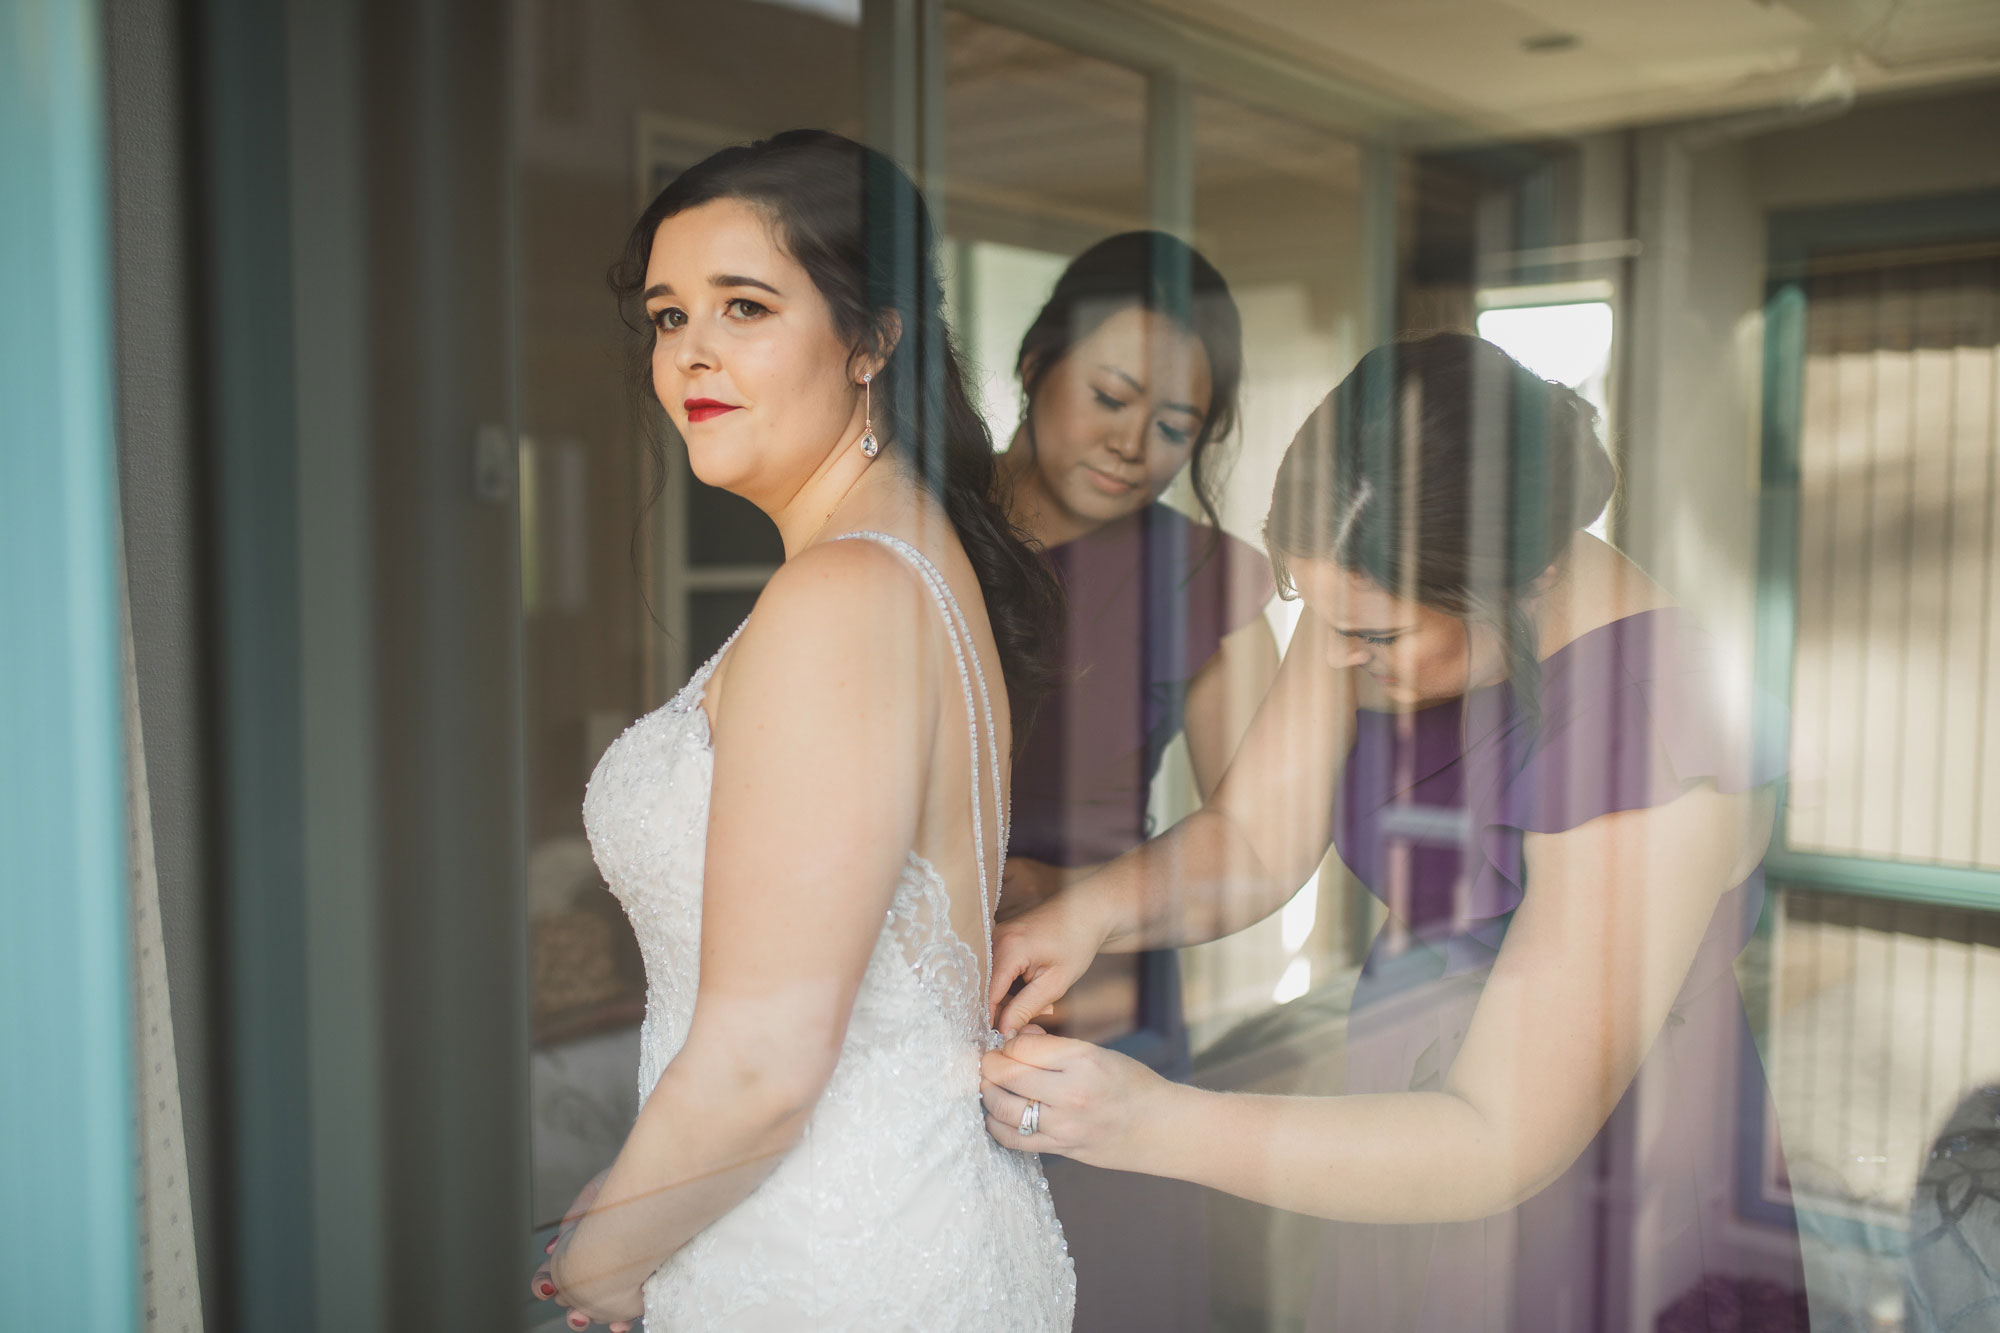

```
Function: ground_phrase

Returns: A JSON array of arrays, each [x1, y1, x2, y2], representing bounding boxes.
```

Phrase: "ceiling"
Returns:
[[941, 11, 1377, 264], [1134, 0, 2000, 140]]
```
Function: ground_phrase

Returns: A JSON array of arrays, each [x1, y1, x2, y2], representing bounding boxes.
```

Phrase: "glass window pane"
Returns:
[[687, 468, 785, 567], [946, 239, 1071, 447], [943, 12, 1148, 247], [120, 0, 2000, 1325], [942, 13, 1151, 452], [515, 0, 862, 1233], [687, 590, 761, 671], [942, 14, 1160, 1052], [1177, 90, 1369, 1050]]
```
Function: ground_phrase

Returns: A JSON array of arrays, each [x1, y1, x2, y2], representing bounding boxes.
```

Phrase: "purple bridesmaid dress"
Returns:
[[1311, 607, 1808, 1333], [1011, 502, 1276, 1332]]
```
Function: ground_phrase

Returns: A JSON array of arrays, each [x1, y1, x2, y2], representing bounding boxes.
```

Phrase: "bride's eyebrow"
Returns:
[[640, 275, 783, 301], [712, 273, 781, 296]]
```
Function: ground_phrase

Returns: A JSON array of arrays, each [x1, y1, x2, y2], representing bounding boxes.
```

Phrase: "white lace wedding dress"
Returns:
[[583, 531, 1076, 1331]]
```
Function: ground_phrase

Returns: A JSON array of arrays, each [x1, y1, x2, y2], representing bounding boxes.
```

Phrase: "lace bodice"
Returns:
[[583, 532, 1074, 1331]]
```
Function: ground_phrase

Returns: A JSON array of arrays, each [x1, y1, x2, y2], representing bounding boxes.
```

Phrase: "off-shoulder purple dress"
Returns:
[[1311, 607, 1807, 1333]]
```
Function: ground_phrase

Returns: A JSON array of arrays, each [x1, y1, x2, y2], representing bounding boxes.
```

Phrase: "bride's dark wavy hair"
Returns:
[[609, 129, 1062, 715]]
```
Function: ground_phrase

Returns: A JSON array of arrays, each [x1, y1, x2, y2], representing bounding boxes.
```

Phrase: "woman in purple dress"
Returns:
[[997, 232, 1279, 1330], [984, 333, 1807, 1331]]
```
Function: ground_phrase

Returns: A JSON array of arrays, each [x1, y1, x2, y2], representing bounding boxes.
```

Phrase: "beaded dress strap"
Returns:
[[831, 531, 1006, 978]]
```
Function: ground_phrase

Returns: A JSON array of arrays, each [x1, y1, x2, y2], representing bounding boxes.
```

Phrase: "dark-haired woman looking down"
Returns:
[[984, 332, 1805, 1332], [995, 232, 1278, 1331]]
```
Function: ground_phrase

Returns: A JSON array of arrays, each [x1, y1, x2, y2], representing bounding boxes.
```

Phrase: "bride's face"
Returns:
[[643, 198, 866, 507]]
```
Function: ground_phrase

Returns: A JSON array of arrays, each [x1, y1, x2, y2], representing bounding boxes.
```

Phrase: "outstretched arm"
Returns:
[[984, 780, 1776, 1223], [992, 608, 1353, 1034], [548, 542, 934, 1320]]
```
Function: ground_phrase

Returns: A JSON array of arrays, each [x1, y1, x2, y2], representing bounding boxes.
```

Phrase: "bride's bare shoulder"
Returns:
[[763, 536, 931, 625], [707, 538, 930, 712]]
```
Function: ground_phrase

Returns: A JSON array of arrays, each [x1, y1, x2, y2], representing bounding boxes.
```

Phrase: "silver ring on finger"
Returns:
[[1019, 1099, 1041, 1136]]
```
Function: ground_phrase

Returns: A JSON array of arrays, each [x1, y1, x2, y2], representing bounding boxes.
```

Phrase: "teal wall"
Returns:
[[0, 1, 139, 1329]]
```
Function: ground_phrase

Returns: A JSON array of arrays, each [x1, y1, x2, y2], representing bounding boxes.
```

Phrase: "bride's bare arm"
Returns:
[[992, 609, 1353, 1034], [551, 542, 935, 1319]]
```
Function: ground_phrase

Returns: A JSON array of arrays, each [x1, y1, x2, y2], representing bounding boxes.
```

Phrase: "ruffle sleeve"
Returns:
[[1140, 506, 1275, 675], [1468, 608, 1787, 915]]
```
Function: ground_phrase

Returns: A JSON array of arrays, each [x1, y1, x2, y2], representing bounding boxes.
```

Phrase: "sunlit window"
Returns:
[[1476, 284, 1615, 538], [942, 240, 1071, 450]]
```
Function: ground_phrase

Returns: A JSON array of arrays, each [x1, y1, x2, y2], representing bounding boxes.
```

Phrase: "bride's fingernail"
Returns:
[[538, 1280, 555, 1297]]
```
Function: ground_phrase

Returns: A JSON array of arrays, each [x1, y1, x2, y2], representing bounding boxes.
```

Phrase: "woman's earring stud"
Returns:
[[859, 371, 880, 459]]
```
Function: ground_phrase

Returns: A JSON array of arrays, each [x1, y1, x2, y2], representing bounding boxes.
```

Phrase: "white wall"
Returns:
[[1622, 129, 1767, 721]]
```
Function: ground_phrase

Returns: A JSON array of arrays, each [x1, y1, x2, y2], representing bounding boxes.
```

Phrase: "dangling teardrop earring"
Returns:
[[859, 371, 880, 459]]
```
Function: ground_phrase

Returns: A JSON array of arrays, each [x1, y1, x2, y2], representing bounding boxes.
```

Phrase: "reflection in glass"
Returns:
[[513, 0, 864, 1237], [1179, 89, 1369, 1052], [686, 470, 785, 569]]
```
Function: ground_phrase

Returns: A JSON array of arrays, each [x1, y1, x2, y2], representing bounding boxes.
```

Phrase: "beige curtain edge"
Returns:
[[121, 553, 205, 1332]]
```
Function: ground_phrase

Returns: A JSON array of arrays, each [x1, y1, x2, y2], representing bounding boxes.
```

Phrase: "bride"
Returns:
[[530, 130, 1076, 1331]]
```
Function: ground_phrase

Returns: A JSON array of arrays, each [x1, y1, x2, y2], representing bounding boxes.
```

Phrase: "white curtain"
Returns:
[[122, 560, 204, 1332]]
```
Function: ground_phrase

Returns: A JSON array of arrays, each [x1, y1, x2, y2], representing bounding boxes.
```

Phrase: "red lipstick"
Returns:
[[684, 398, 739, 423]]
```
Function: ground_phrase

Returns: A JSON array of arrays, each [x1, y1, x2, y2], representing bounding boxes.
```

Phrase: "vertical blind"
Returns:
[[1788, 252, 2000, 868]]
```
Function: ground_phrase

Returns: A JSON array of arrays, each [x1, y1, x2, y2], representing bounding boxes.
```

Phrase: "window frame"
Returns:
[[1754, 188, 2000, 912]]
